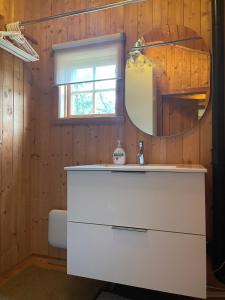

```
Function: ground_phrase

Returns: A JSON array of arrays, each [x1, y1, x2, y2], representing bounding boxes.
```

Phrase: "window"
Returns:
[[53, 33, 125, 122]]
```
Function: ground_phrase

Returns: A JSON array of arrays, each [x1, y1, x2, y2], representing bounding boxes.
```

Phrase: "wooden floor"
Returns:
[[0, 255, 68, 287], [0, 255, 225, 300]]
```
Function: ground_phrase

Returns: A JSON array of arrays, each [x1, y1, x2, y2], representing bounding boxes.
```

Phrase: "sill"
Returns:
[[53, 115, 125, 126]]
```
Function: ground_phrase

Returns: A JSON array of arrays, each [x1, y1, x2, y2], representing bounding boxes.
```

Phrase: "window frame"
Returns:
[[53, 34, 125, 125]]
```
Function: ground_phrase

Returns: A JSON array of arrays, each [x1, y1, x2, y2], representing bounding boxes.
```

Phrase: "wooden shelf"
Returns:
[[160, 87, 209, 97]]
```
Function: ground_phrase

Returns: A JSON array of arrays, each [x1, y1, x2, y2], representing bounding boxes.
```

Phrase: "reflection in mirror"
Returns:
[[125, 25, 210, 136]]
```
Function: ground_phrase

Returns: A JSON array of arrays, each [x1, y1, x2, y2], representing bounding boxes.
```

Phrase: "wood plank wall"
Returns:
[[21, 0, 212, 259], [146, 44, 210, 136], [0, 0, 32, 273], [146, 44, 210, 93]]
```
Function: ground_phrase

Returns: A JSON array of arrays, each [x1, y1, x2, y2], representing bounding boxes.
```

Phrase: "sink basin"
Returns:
[[100, 164, 177, 170], [64, 164, 207, 173], [67, 164, 176, 170]]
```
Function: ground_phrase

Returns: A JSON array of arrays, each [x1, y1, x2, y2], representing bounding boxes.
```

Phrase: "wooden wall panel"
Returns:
[[0, 0, 32, 273], [0, 51, 32, 273], [146, 43, 210, 136], [20, 0, 212, 258], [145, 44, 210, 93]]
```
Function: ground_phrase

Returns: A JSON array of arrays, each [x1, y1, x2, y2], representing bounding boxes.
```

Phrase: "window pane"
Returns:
[[71, 82, 93, 92], [58, 86, 65, 118], [95, 65, 116, 80], [73, 68, 93, 82], [71, 93, 93, 115], [95, 91, 116, 114], [95, 80, 116, 90]]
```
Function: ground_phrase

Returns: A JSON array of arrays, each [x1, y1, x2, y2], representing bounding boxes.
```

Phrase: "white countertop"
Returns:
[[64, 164, 207, 173]]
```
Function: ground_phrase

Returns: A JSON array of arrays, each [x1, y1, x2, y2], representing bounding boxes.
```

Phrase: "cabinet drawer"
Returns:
[[67, 171, 205, 235], [67, 222, 206, 299]]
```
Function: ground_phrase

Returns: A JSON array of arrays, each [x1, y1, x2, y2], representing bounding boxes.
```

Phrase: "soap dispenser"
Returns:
[[113, 140, 126, 165]]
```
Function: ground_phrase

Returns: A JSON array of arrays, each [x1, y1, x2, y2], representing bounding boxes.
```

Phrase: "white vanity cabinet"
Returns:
[[65, 165, 207, 299]]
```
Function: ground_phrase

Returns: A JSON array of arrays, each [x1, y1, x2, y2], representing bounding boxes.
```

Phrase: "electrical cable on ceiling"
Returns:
[[213, 261, 225, 273]]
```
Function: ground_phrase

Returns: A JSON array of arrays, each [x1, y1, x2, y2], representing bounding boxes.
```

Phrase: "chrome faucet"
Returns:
[[137, 140, 145, 165]]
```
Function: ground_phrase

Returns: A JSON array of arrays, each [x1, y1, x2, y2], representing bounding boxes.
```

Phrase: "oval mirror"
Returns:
[[125, 25, 211, 136]]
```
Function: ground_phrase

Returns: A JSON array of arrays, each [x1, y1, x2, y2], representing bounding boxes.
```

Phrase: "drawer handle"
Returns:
[[111, 225, 148, 232], [111, 171, 146, 174]]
